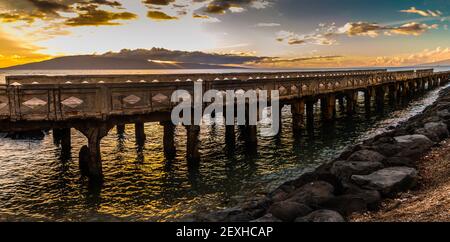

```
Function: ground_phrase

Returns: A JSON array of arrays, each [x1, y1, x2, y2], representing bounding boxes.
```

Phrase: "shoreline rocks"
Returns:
[[194, 86, 450, 222], [351, 167, 418, 197]]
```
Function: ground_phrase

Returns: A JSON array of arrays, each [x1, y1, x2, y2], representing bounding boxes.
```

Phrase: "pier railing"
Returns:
[[0, 69, 448, 122]]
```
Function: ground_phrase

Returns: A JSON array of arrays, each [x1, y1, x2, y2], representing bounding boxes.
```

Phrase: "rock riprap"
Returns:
[[195, 86, 450, 222], [351, 167, 418, 196]]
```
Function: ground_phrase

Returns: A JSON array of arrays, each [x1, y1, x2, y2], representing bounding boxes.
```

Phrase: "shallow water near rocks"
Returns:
[[0, 77, 449, 221]]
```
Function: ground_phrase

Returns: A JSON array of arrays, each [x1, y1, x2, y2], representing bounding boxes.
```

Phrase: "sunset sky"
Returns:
[[0, 0, 449, 68]]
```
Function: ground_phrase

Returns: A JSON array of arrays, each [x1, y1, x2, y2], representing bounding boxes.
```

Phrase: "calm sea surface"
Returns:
[[0, 67, 449, 221]]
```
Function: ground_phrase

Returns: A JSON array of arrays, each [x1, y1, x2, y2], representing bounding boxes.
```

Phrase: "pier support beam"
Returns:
[[291, 99, 305, 131], [388, 84, 398, 105], [135, 122, 146, 146], [429, 78, 435, 88], [185, 125, 200, 162], [246, 124, 258, 146], [425, 78, 430, 90], [225, 116, 235, 147], [420, 78, 426, 91], [224, 113, 236, 155], [345, 91, 357, 115], [161, 121, 176, 158], [306, 98, 315, 128], [337, 96, 345, 112], [364, 88, 372, 114], [321, 94, 336, 121], [243, 103, 259, 146], [415, 80, 421, 93], [116, 124, 125, 137], [435, 77, 440, 87], [53, 128, 71, 158], [375, 86, 386, 112], [401, 82, 410, 99], [76, 124, 113, 181], [60, 128, 71, 158], [409, 81, 416, 95], [53, 129, 61, 145]]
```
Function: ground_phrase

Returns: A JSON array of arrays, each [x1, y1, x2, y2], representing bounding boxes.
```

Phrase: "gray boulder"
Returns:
[[322, 189, 381, 215], [347, 149, 385, 163], [199, 207, 260, 222], [270, 188, 291, 203], [196, 207, 242, 222], [320, 195, 365, 216], [250, 213, 282, 222], [351, 167, 418, 196], [371, 141, 403, 157], [295, 210, 345, 222], [330, 160, 384, 180], [415, 128, 440, 142], [393, 135, 434, 159], [384, 156, 414, 167], [422, 115, 442, 123], [424, 122, 449, 140], [368, 136, 401, 154], [286, 181, 335, 208], [437, 109, 450, 119], [268, 201, 312, 222]]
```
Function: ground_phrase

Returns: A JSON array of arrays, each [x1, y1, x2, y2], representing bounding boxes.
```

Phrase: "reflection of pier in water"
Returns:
[[0, 69, 449, 181]]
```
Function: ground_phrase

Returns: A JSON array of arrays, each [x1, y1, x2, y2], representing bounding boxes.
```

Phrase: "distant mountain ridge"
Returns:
[[419, 59, 450, 66], [2, 55, 239, 70], [1, 48, 262, 70]]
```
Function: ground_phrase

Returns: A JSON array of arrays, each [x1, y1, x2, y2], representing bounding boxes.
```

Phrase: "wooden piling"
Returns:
[[185, 125, 200, 162], [291, 99, 305, 131], [116, 124, 125, 136], [135, 122, 146, 146], [161, 121, 176, 158], [75, 124, 112, 181]]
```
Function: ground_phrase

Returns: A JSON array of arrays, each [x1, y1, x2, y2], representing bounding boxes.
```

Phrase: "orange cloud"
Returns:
[[372, 47, 450, 66]]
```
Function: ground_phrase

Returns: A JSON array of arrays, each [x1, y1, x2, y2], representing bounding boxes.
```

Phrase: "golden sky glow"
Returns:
[[0, 0, 449, 68]]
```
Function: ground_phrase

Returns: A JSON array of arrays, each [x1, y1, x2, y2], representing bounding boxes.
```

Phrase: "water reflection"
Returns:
[[0, 84, 448, 221]]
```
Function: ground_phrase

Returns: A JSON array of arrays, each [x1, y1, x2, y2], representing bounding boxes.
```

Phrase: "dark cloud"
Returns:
[[193, 13, 210, 19], [205, 2, 230, 14], [0, 0, 273, 24], [0, 0, 133, 26], [66, 4, 137, 26], [143, 0, 175, 6], [147, 10, 178, 20], [28, 0, 70, 15], [141, 0, 271, 21], [89, 0, 122, 7], [203, 0, 270, 14], [339, 21, 438, 37]]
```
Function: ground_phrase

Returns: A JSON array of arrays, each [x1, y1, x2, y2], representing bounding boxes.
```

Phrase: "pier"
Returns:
[[0, 69, 449, 181]]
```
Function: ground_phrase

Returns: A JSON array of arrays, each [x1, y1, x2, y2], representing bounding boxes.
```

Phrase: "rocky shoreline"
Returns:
[[351, 139, 450, 222], [193, 86, 450, 222]]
